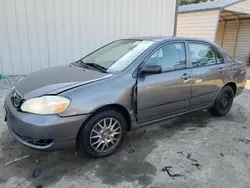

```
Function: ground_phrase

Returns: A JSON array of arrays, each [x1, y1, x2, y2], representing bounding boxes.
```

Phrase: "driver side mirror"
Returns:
[[140, 64, 162, 75]]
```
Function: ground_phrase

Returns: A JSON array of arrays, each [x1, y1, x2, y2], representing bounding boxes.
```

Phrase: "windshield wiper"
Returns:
[[71, 59, 90, 69], [85, 63, 107, 73], [72, 60, 107, 73]]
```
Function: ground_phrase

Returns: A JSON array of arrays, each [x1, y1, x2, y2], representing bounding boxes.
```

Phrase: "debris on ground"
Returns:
[[162, 166, 184, 177], [37, 185, 43, 188], [35, 159, 39, 163], [5, 155, 30, 166], [33, 168, 42, 178], [233, 138, 250, 144], [0, 76, 25, 90], [191, 163, 202, 169], [128, 148, 135, 154], [177, 151, 185, 156], [187, 153, 198, 162], [220, 153, 224, 157], [187, 128, 196, 131], [242, 126, 247, 129]]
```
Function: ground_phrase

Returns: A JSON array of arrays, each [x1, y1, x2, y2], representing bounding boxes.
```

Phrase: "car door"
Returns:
[[137, 42, 193, 124], [188, 42, 229, 109]]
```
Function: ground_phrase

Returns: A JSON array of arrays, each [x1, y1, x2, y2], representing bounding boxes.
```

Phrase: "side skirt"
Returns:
[[130, 104, 212, 130]]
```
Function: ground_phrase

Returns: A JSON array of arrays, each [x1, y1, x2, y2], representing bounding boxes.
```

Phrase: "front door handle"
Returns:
[[218, 67, 226, 73], [181, 73, 190, 80]]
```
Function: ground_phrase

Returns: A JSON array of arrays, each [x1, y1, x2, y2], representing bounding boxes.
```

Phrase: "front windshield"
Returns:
[[81, 40, 155, 73]]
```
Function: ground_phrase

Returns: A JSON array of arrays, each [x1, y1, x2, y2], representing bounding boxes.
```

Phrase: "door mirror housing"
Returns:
[[140, 64, 162, 75]]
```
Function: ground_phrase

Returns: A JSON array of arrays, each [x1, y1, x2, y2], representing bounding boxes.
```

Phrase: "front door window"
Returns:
[[146, 42, 187, 72]]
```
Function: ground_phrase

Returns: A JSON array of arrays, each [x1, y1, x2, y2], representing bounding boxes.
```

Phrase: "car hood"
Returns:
[[15, 64, 112, 99]]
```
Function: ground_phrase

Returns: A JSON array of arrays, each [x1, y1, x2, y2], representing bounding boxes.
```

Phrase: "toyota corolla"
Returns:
[[4, 37, 246, 158]]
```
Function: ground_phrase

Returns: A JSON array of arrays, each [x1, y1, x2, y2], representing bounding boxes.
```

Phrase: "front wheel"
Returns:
[[210, 86, 234, 117], [77, 110, 127, 158]]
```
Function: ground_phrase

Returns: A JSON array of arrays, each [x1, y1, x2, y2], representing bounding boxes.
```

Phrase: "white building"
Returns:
[[0, 0, 178, 75]]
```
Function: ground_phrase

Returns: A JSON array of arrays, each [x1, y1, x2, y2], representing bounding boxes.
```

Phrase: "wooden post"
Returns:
[[221, 20, 227, 48], [233, 17, 241, 58]]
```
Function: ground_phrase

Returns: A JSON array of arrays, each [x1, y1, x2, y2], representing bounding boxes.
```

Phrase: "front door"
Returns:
[[137, 42, 192, 124]]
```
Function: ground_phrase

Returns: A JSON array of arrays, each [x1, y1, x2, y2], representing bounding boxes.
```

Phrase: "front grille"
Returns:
[[12, 90, 23, 108]]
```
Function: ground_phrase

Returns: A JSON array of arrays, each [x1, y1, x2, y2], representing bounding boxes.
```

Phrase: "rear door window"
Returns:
[[189, 43, 218, 68]]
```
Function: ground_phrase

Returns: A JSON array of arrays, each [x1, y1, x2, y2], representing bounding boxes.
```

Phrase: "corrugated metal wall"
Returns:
[[177, 10, 220, 41], [235, 19, 250, 63], [215, 21, 224, 46], [215, 19, 250, 63], [220, 20, 238, 56], [0, 0, 177, 75]]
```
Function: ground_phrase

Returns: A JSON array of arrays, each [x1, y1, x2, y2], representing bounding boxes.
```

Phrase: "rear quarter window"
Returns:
[[220, 50, 235, 63]]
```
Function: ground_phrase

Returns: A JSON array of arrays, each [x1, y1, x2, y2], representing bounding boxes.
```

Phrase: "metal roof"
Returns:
[[178, 0, 242, 13]]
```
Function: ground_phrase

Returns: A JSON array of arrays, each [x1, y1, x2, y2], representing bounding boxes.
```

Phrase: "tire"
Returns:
[[210, 86, 234, 117], [77, 110, 127, 158]]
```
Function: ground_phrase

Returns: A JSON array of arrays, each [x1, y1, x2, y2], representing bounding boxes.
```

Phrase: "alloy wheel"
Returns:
[[89, 118, 122, 153]]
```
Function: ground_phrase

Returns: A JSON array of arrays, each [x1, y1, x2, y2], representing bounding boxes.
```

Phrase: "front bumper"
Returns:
[[4, 93, 88, 151]]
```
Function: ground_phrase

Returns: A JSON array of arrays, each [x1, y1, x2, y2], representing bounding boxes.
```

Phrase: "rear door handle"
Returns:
[[181, 73, 190, 80]]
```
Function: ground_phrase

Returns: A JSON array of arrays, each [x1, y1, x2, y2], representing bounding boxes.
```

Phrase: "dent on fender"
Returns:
[[59, 75, 136, 117]]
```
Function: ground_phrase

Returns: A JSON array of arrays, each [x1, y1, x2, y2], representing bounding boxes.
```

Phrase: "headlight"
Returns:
[[21, 96, 70, 114]]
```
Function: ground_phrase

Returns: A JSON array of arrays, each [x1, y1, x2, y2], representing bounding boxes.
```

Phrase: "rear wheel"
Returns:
[[210, 86, 234, 116], [77, 110, 127, 158]]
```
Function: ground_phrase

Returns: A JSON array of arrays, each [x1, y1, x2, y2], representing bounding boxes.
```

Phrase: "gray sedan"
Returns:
[[4, 37, 246, 158]]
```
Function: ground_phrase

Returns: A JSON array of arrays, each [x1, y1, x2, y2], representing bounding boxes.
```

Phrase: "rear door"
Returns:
[[187, 42, 229, 109], [137, 42, 193, 124]]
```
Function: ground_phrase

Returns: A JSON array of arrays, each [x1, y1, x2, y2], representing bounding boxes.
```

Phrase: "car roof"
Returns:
[[126, 36, 171, 41], [125, 36, 215, 44]]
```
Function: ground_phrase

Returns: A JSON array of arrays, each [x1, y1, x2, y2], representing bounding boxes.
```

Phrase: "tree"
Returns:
[[179, 0, 215, 6]]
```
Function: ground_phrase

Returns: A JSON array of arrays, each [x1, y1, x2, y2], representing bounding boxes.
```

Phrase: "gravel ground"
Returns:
[[0, 76, 24, 90], [0, 71, 249, 188]]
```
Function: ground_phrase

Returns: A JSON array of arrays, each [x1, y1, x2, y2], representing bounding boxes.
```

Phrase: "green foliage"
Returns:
[[179, 0, 215, 6]]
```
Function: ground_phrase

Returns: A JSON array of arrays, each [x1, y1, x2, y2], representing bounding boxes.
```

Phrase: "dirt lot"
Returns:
[[0, 71, 250, 188]]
